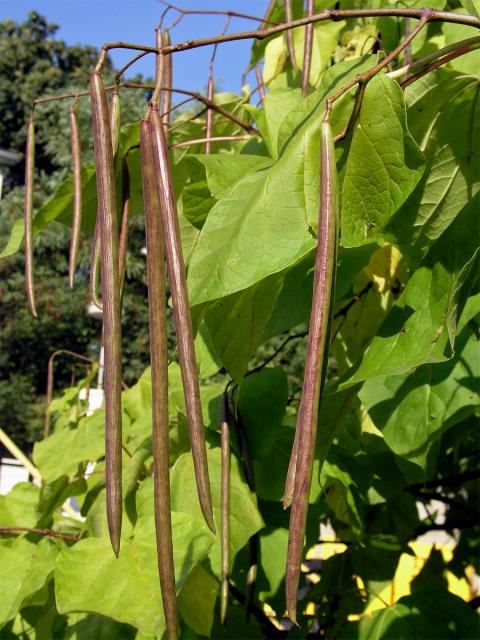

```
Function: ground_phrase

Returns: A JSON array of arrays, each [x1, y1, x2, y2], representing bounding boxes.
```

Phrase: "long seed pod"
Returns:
[[110, 91, 121, 156], [118, 165, 130, 294], [24, 117, 37, 317], [90, 70, 123, 557], [68, 104, 83, 289], [161, 30, 172, 127], [204, 74, 214, 154], [285, 121, 338, 624], [89, 222, 102, 309], [220, 393, 231, 626], [140, 114, 178, 640], [284, 0, 297, 71], [90, 91, 121, 309], [301, 0, 314, 97], [150, 107, 215, 533]]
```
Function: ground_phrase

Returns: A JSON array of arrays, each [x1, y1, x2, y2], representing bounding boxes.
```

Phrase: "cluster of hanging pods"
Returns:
[[23, 22, 338, 640]]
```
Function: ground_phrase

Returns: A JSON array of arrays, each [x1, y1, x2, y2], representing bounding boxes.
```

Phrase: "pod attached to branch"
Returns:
[[220, 393, 231, 625], [161, 30, 172, 126], [149, 107, 215, 533], [204, 74, 214, 154], [285, 121, 338, 624], [24, 116, 37, 317], [140, 113, 178, 640], [68, 103, 82, 289], [90, 70, 123, 557]]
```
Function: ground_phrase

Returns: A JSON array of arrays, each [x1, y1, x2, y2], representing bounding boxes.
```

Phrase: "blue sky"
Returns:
[[0, 0, 271, 93]]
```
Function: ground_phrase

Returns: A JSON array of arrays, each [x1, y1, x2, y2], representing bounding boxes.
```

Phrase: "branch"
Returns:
[[401, 39, 480, 87], [228, 583, 287, 637], [324, 12, 431, 127], [159, 1, 279, 31], [124, 82, 259, 135], [408, 468, 480, 491], [0, 527, 80, 542], [388, 35, 480, 79], [93, 9, 480, 71]]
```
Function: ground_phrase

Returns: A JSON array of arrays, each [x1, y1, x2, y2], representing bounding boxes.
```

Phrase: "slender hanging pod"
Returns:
[[90, 70, 123, 557], [204, 73, 214, 154], [110, 91, 121, 156], [285, 121, 338, 623], [149, 107, 215, 533], [24, 116, 37, 317], [140, 113, 178, 640], [301, 0, 315, 96], [220, 393, 231, 625], [90, 89, 120, 308], [68, 103, 83, 288]]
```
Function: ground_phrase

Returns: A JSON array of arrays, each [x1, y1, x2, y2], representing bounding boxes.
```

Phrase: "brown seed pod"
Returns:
[[90, 90, 121, 309], [89, 221, 102, 309], [110, 91, 121, 156], [140, 113, 178, 640], [302, 0, 314, 97], [90, 70, 123, 557], [204, 74, 214, 154], [118, 165, 130, 295], [285, 121, 338, 623], [68, 104, 83, 289], [220, 393, 231, 625], [24, 117, 37, 317], [149, 107, 215, 533]]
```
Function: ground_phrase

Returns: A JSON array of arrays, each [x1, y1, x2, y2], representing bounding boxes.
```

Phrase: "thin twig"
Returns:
[[44, 349, 96, 437], [0, 527, 80, 542], [124, 82, 258, 135], [159, 1, 279, 31]]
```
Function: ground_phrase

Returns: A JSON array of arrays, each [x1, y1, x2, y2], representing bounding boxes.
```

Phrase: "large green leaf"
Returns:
[[341, 587, 480, 639], [339, 74, 425, 247], [55, 482, 214, 638], [169, 448, 264, 577], [0, 538, 58, 626], [177, 564, 218, 638], [0, 482, 39, 528], [192, 154, 272, 199], [187, 57, 377, 307], [203, 274, 283, 381], [386, 69, 480, 263], [236, 368, 288, 460], [341, 192, 480, 386], [33, 410, 105, 481], [360, 326, 480, 478]]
